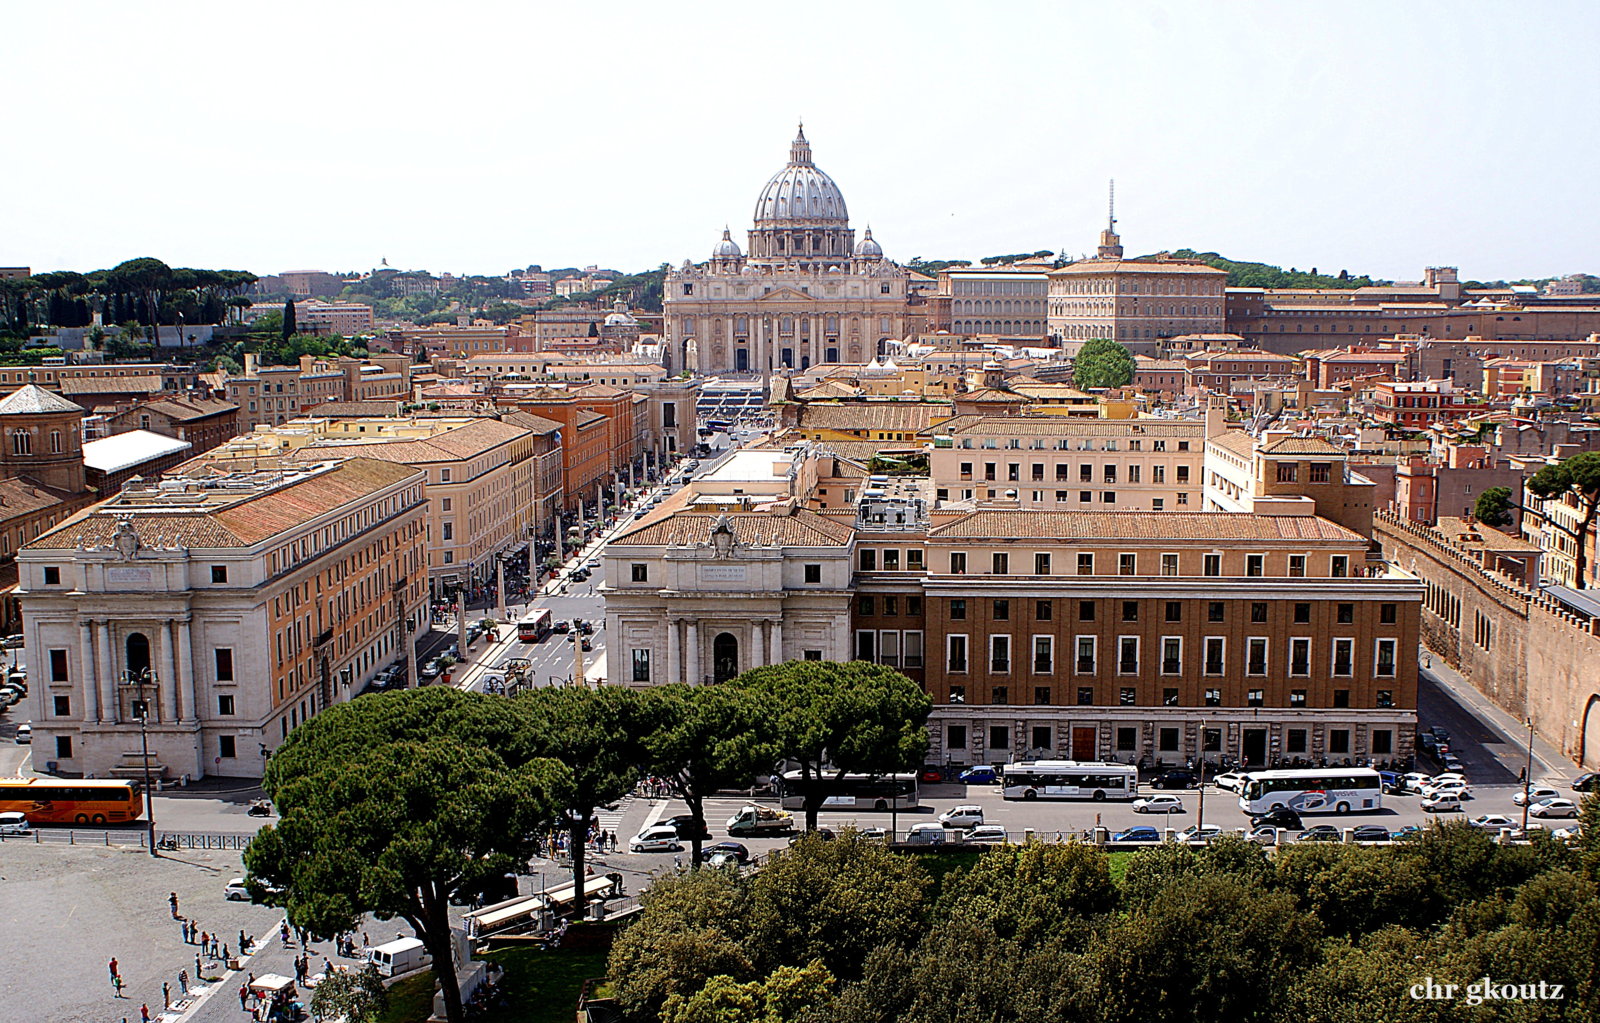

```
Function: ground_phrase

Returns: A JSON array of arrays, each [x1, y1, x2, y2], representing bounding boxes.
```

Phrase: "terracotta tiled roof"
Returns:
[[944, 416, 1205, 437], [1050, 260, 1227, 276], [27, 458, 419, 550], [286, 418, 528, 464], [58, 375, 166, 395], [0, 384, 84, 415], [957, 388, 1027, 403], [611, 508, 855, 547], [796, 402, 951, 432], [1258, 436, 1345, 456], [138, 397, 238, 421], [303, 401, 405, 418], [929, 511, 1366, 544], [1207, 430, 1256, 457], [500, 411, 564, 435], [0, 477, 74, 521]]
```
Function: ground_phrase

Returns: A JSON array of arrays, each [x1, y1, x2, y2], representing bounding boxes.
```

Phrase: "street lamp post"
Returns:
[[1520, 717, 1535, 832], [1196, 720, 1208, 836], [125, 669, 158, 857]]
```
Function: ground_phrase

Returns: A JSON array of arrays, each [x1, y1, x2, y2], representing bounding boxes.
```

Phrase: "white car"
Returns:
[[0, 811, 30, 836], [903, 822, 946, 845], [1401, 772, 1433, 793], [1469, 814, 1519, 831], [1212, 772, 1248, 793], [963, 825, 1008, 844], [629, 825, 683, 853], [1132, 794, 1184, 814], [223, 876, 282, 901], [1421, 778, 1471, 799], [1421, 792, 1464, 813], [13, 723, 30, 745], [1512, 786, 1562, 807], [1175, 824, 1223, 845], [939, 805, 985, 829], [1529, 797, 1580, 819]]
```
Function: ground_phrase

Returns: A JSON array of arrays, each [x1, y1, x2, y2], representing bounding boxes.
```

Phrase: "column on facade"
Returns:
[[685, 622, 700, 684], [157, 621, 177, 724], [95, 620, 117, 724], [769, 618, 783, 664], [79, 620, 99, 723], [176, 617, 196, 723], [666, 618, 680, 684], [757, 621, 770, 668]]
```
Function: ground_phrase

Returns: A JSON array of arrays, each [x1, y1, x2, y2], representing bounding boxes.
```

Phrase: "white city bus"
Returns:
[[1238, 768, 1383, 815], [775, 771, 920, 811], [1001, 760, 1139, 801]]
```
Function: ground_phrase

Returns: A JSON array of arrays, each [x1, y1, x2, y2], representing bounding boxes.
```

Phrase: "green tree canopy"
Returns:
[[309, 962, 389, 1022], [1473, 485, 1515, 528], [245, 688, 570, 1023], [732, 660, 931, 830], [636, 684, 777, 863], [937, 839, 1117, 946], [1072, 338, 1135, 390], [1526, 451, 1600, 587]]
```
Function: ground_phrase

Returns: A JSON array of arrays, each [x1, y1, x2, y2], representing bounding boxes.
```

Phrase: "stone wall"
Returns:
[[1375, 510, 1600, 770]]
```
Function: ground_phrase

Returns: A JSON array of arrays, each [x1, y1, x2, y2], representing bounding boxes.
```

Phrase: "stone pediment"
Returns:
[[753, 286, 818, 304]]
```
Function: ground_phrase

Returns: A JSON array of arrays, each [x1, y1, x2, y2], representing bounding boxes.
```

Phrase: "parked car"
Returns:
[[958, 765, 999, 785], [1400, 772, 1434, 793], [1439, 754, 1467, 774], [1421, 778, 1471, 799], [1175, 825, 1223, 845], [856, 826, 889, 841], [419, 658, 443, 680], [1572, 773, 1599, 793], [1152, 769, 1198, 790], [1391, 825, 1424, 841], [963, 825, 1008, 844], [939, 805, 985, 829], [1250, 806, 1303, 830], [0, 811, 30, 835], [1421, 792, 1464, 813], [629, 826, 683, 853], [13, 723, 30, 745], [1297, 825, 1343, 842], [917, 766, 945, 783], [660, 814, 713, 840], [1351, 825, 1391, 842], [224, 877, 282, 901], [787, 828, 835, 845], [1513, 786, 1563, 807], [698, 841, 750, 864], [902, 822, 945, 845], [1132, 794, 1184, 814], [1245, 826, 1284, 845], [1111, 825, 1161, 842], [1212, 772, 1248, 793], [1529, 797, 1581, 819]]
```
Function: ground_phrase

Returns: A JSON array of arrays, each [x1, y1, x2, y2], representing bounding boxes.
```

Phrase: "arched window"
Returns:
[[11, 430, 29, 455], [49, 430, 61, 453], [125, 632, 152, 679], [713, 633, 740, 683]]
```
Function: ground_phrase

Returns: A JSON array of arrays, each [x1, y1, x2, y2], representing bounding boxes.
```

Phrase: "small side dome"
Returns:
[[854, 227, 883, 258], [713, 227, 742, 259]]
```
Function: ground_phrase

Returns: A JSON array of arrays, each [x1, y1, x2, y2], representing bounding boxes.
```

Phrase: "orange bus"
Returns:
[[0, 777, 144, 825]]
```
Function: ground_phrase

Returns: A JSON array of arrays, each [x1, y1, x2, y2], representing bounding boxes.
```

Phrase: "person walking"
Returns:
[[169, 892, 180, 919], [238, 983, 249, 1010], [108, 957, 120, 982], [113, 975, 126, 999], [140, 1003, 150, 1023]]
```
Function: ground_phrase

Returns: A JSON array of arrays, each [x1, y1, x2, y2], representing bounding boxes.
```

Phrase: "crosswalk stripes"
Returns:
[[591, 794, 635, 837]]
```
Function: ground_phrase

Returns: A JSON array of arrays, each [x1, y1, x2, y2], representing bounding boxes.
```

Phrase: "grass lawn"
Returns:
[[479, 947, 610, 1023], [375, 971, 436, 1023]]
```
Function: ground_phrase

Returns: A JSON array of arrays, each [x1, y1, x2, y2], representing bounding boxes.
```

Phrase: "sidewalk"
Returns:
[[1419, 644, 1573, 779]]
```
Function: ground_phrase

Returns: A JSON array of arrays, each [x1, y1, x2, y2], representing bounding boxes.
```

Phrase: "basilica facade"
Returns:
[[662, 127, 925, 378]]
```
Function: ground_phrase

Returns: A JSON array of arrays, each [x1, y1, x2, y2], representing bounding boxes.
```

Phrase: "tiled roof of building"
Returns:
[[943, 416, 1205, 437], [929, 511, 1366, 543], [958, 387, 1027, 403], [611, 507, 855, 547], [797, 402, 952, 432], [303, 401, 406, 418], [1258, 436, 1346, 456], [0, 384, 85, 415], [1010, 384, 1097, 400], [1051, 260, 1228, 276], [500, 411, 564, 435], [575, 410, 608, 428], [58, 375, 166, 395], [287, 418, 528, 464], [1207, 430, 1257, 457], [28, 458, 418, 550], [1434, 517, 1541, 553], [0, 477, 74, 521], [139, 397, 238, 421], [1184, 350, 1300, 364]]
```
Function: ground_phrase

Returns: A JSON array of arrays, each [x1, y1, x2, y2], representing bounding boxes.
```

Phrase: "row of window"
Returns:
[[958, 461, 1190, 484], [944, 680, 1395, 710], [943, 551, 1354, 578], [941, 634, 1399, 679], [944, 723, 1395, 757], [943, 598, 1398, 625], [956, 437, 1191, 452]]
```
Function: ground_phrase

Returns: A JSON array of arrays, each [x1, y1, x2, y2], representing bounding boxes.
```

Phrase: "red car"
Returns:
[[918, 766, 945, 783]]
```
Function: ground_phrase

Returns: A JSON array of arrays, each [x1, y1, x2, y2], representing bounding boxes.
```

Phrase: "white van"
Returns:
[[0, 811, 30, 835], [902, 822, 946, 845], [369, 936, 430, 977]]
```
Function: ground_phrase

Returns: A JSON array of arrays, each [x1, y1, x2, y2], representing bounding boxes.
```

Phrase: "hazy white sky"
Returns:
[[5, 1, 1597, 283]]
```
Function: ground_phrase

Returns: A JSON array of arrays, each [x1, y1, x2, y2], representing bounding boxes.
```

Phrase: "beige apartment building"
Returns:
[[208, 414, 545, 593], [927, 413, 1219, 512], [225, 354, 413, 429], [18, 456, 428, 780], [462, 354, 668, 389]]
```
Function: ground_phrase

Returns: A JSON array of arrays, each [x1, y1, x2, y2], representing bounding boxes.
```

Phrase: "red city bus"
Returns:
[[518, 608, 553, 643], [0, 777, 144, 825]]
